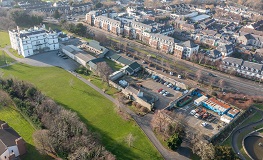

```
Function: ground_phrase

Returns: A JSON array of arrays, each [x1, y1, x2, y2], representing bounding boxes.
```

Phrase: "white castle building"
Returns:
[[9, 24, 59, 57]]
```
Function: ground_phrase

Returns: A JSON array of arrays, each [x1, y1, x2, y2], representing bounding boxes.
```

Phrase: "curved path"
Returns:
[[231, 109, 263, 160], [1, 46, 190, 160]]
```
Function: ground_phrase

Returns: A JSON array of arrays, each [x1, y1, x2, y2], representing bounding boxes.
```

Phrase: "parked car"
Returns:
[[190, 110, 196, 115], [158, 88, 163, 93], [170, 72, 173, 76], [160, 90, 166, 94], [176, 87, 181, 91], [194, 113, 200, 118], [201, 122, 208, 127], [164, 82, 169, 85], [168, 83, 173, 88], [178, 75, 182, 79], [163, 91, 169, 96]]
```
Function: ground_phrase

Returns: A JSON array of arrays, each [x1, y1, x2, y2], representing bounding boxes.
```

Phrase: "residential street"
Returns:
[[84, 23, 263, 96], [231, 109, 263, 160]]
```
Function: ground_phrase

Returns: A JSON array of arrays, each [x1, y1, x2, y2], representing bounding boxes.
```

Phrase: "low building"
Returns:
[[202, 98, 231, 115], [240, 61, 263, 77], [121, 61, 141, 75], [0, 121, 27, 159], [87, 58, 104, 71], [190, 14, 210, 23], [220, 114, 233, 124], [227, 108, 240, 118], [200, 18, 216, 29], [9, 24, 59, 57], [62, 45, 96, 66], [245, 20, 263, 31], [194, 95, 208, 106], [208, 49, 222, 61], [82, 40, 109, 58]]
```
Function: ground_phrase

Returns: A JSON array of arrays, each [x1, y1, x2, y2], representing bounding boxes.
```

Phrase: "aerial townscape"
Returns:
[[0, 0, 263, 159]]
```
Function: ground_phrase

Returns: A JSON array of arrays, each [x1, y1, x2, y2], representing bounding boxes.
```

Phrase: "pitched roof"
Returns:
[[242, 61, 263, 71], [87, 40, 108, 53], [88, 58, 104, 70], [217, 44, 233, 53], [117, 57, 132, 65], [128, 62, 141, 70], [0, 128, 21, 147], [182, 40, 198, 48], [0, 140, 7, 155], [210, 49, 221, 58], [223, 57, 243, 65]]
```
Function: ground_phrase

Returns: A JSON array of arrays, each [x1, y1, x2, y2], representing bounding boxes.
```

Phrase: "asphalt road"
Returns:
[[84, 23, 263, 96]]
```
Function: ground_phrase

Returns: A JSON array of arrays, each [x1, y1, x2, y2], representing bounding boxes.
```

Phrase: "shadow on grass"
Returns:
[[20, 143, 51, 160], [56, 101, 161, 160]]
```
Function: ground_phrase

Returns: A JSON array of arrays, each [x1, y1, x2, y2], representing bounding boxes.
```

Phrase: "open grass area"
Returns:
[[254, 103, 263, 110], [0, 31, 10, 48], [104, 58, 123, 71], [0, 64, 162, 160], [8, 48, 24, 58], [0, 51, 15, 66], [0, 106, 49, 160]]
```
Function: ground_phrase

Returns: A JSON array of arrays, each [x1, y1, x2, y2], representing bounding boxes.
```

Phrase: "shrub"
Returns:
[[141, 107, 149, 113], [135, 103, 142, 109], [132, 101, 137, 106], [167, 133, 182, 151]]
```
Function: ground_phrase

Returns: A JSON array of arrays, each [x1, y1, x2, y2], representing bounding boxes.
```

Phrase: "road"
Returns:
[[72, 71, 191, 160], [83, 23, 263, 96], [2, 45, 190, 160], [231, 109, 263, 160]]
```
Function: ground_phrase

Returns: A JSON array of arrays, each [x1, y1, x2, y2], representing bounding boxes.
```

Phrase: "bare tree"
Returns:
[[96, 62, 113, 85], [125, 133, 135, 147], [33, 130, 56, 155], [218, 79, 226, 91], [196, 70, 204, 82]]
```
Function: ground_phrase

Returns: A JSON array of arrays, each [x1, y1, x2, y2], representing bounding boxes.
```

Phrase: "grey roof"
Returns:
[[75, 53, 95, 63], [95, 16, 121, 25], [125, 67, 134, 74], [150, 33, 178, 44], [87, 40, 108, 53], [0, 128, 21, 147], [223, 57, 243, 65], [117, 57, 132, 65], [182, 40, 198, 48], [0, 140, 7, 156], [88, 58, 104, 70], [128, 62, 141, 70], [243, 34, 256, 40], [19, 30, 46, 38], [210, 50, 221, 58], [242, 61, 263, 71], [217, 44, 233, 53], [109, 54, 121, 61]]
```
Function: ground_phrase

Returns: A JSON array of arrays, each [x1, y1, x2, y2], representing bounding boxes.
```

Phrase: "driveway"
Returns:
[[2, 46, 79, 71]]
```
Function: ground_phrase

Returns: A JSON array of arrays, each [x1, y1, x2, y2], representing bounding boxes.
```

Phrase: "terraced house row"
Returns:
[[86, 12, 199, 58]]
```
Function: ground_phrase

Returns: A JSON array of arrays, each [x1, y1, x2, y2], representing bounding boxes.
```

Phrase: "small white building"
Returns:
[[9, 24, 59, 57], [220, 114, 233, 124], [194, 95, 208, 106]]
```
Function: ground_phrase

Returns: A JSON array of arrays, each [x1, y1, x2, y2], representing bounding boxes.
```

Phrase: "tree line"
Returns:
[[0, 78, 115, 160], [0, 8, 44, 30]]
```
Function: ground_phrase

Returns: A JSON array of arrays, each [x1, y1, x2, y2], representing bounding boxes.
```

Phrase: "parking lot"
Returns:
[[141, 79, 183, 110], [171, 100, 226, 139]]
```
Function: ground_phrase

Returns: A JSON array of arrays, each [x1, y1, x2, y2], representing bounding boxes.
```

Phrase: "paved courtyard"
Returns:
[[141, 79, 183, 110]]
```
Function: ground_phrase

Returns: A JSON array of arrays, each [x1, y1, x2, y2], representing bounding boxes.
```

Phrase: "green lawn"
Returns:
[[0, 106, 49, 160], [0, 64, 162, 160], [8, 48, 23, 58], [0, 31, 10, 48], [0, 51, 15, 66], [104, 58, 123, 71], [254, 103, 263, 110]]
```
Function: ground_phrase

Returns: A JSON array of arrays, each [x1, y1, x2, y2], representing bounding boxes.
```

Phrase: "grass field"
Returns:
[[8, 48, 24, 58], [0, 51, 15, 66], [0, 31, 10, 48], [0, 63, 162, 160], [0, 106, 49, 160]]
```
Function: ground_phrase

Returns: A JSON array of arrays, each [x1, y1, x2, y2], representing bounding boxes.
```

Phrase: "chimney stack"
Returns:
[[15, 137, 26, 156], [1, 123, 9, 129]]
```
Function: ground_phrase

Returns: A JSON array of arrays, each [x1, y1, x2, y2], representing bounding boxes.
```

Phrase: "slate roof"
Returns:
[[210, 49, 221, 58], [118, 56, 132, 65], [217, 44, 233, 53], [0, 128, 21, 147], [128, 62, 141, 70], [87, 40, 108, 53], [150, 33, 178, 44], [182, 40, 198, 48], [242, 61, 263, 71], [0, 140, 7, 156], [223, 57, 243, 65], [88, 58, 104, 70]]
